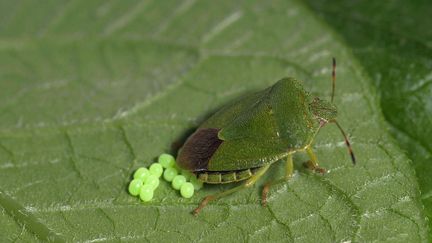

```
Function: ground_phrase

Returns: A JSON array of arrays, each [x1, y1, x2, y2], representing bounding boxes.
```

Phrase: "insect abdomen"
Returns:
[[197, 168, 260, 184]]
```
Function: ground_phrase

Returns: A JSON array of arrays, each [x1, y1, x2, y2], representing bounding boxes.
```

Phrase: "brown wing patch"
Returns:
[[176, 128, 223, 172]]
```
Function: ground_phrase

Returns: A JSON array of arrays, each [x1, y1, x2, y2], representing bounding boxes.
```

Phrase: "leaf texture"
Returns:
[[0, 0, 428, 242]]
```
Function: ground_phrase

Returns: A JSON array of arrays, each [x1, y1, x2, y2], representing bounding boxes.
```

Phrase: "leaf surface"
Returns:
[[0, 0, 428, 242]]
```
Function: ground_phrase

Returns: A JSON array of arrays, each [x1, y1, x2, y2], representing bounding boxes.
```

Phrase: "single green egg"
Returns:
[[163, 167, 178, 182], [145, 174, 160, 190], [133, 167, 150, 181], [172, 175, 186, 190], [149, 163, 163, 178], [128, 179, 143, 196], [180, 182, 194, 198], [139, 184, 154, 202], [158, 153, 176, 168]]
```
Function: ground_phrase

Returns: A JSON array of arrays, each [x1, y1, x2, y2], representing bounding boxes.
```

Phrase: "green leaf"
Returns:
[[0, 0, 428, 242]]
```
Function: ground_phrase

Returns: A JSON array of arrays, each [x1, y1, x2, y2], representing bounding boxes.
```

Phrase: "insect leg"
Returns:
[[193, 165, 270, 216], [285, 153, 294, 178], [304, 146, 326, 174], [261, 153, 294, 207]]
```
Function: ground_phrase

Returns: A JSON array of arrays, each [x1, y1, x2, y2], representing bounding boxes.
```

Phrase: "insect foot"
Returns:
[[261, 182, 271, 207], [193, 195, 215, 216], [303, 160, 327, 174]]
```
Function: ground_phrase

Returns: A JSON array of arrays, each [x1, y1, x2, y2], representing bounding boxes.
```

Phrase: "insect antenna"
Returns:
[[333, 120, 356, 165], [331, 57, 336, 103]]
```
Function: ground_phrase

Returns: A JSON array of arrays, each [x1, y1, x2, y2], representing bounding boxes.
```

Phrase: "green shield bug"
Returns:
[[177, 58, 355, 215]]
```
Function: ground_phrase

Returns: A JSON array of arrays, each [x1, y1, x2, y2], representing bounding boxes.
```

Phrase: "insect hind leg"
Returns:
[[193, 165, 270, 216]]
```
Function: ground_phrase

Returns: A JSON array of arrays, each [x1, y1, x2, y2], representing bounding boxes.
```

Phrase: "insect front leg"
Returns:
[[261, 153, 294, 206], [304, 146, 326, 174], [193, 165, 270, 216]]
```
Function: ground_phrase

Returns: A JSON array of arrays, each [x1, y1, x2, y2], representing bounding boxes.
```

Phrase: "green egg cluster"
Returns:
[[128, 162, 163, 202], [128, 153, 204, 201], [158, 153, 204, 198]]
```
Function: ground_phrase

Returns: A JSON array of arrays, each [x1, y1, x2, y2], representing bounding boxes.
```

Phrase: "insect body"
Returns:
[[177, 59, 355, 215]]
